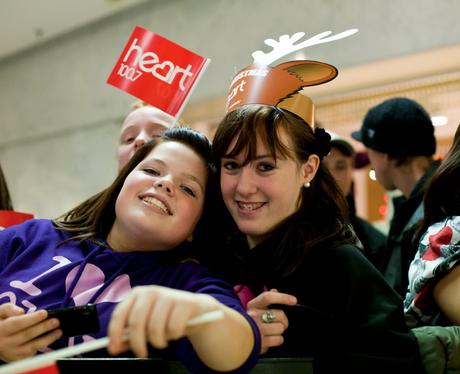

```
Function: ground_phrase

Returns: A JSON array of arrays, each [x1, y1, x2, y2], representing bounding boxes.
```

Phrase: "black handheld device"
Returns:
[[47, 304, 100, 337]]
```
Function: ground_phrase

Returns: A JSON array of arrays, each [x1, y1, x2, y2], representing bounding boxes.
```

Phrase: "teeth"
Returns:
[[142, 196, 170, 215], [237, 202, 264, 211]]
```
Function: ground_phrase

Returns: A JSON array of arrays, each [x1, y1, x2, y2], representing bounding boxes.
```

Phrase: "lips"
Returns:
[[139, 193, 172, 215]]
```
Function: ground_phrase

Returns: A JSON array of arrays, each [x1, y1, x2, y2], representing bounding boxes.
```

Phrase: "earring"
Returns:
[[304, 181, 311, 188]]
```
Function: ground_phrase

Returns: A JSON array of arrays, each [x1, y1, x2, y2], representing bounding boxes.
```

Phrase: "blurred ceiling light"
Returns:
[[431, 115, 448, 127]]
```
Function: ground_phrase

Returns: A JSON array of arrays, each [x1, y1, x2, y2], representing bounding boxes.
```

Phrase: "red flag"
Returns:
[[107, 26, 210, 119], [0, 210, 34, 228], [23, 363, 60, 374]]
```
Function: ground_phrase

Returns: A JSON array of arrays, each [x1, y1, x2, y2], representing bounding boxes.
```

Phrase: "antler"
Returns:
[[252, 29, 358, 66]]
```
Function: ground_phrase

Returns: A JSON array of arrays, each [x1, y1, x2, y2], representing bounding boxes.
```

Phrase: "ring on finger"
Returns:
[[261, 309, 275, 324]]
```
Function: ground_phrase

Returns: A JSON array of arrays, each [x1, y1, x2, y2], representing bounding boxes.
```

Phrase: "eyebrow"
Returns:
[[146, 158, 205, 193], [119, 126, 136, 137], [224, 152, 272, 159], [122, 122, 166, 133], [183, 173, 205, 193], [222, 154, 278, 162]]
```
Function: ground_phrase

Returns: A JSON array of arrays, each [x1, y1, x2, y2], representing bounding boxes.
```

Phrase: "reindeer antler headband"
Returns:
[[226, 29, 358, 128]]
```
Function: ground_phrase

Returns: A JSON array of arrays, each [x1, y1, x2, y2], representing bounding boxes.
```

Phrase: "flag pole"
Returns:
[[174, 58, 211, 120], [0, 310, 224, 374]]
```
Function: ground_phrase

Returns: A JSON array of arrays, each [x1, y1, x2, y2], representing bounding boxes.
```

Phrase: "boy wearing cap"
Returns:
[[351, 97, 440, 298], [323, 132, 387, 271]]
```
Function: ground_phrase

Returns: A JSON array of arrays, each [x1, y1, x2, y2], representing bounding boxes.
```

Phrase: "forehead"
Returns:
[[328, 147, 352, 160], [144, 141, 207, 176], [227, 126, 293, 158], [122, 107, 175, 130]]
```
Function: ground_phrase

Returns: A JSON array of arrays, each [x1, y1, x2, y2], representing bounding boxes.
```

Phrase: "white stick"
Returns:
[[186, 309, 224, 327], [0, 310, 224, 374], [174, 57, 211, 120], [0, 338, 109, 374]]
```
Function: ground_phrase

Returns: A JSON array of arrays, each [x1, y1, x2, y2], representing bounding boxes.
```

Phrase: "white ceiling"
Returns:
[[0, 0, 148, 60], [1, 0, 458, 147]]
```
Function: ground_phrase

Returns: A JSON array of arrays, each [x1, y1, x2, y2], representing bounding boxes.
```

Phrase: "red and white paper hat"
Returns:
[[226, 29, 358, 128], [107, 26, 210, 119]]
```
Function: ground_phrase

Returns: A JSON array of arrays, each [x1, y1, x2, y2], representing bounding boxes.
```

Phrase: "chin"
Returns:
[[238, 225, 266, 237]]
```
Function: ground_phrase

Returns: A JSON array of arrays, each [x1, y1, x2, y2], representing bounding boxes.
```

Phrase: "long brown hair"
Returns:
[[0, 164, 13, 210], [54, 127, 213, 244], [417, 124, 460, 239], [210, 104, 354, 279]]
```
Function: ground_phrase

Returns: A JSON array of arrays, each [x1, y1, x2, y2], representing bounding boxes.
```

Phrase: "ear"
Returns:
[[301, 154, 320, 184]]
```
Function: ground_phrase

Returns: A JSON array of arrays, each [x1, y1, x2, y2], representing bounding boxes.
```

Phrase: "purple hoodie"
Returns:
[[0, 219, 260, 373]]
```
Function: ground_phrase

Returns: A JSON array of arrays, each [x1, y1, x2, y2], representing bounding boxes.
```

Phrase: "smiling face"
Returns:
[[117, 106, 175, 171], [220, 128, 318, 248], [108, 141, 207, 252]]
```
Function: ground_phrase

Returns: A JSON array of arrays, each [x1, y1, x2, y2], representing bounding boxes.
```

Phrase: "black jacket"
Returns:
[[225, 232, 425, 374], [383, 161, 440, 297], [347, 194, 387, 272]]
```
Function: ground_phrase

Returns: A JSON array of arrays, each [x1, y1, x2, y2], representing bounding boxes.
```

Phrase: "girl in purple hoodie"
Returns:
[[0, 127, 259, 374]]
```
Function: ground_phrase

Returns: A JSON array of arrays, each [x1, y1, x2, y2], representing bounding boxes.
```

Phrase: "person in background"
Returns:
[[0, 127, 259, 374], [0, 163, 13, 211], [117, 101, 177, 171], [403, 124, 460, 374], [351, 97, 440, 297], [405, 124, 460, 327], [201, 104, 424, 373], [323, 131, 387, 271]]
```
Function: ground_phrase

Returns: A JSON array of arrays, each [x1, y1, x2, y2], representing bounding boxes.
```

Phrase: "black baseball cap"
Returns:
[[351, 97, 436, 156]]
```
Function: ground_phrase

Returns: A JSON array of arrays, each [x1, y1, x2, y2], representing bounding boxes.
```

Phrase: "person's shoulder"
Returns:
[[327, 242, 366, 258], [0, 219, 58, 259], [309, 241, 368, 265], [23, 218, 53, 227], [26, 218, 61, 235], [353, 216, 387, 239], [421, 216, 460, 244], [303, 242, 386, 286], [322, 242, 381, 273], [2, 218, 53, 235]]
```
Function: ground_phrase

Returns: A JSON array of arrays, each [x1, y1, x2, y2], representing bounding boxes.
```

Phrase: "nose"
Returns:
[[235, 167, 257, 196], [134, 132, 150, 149], [154, 178, 174, 196]]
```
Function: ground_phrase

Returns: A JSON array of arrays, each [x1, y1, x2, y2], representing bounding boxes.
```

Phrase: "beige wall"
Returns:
[[1, 0, 460, 218]]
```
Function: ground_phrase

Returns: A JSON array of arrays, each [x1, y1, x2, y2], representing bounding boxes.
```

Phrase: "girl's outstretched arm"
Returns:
[[108, 285, 255, 372]]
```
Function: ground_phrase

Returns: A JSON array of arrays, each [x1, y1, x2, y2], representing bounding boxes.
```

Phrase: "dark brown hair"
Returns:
[[417, 124, 460, 238]]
